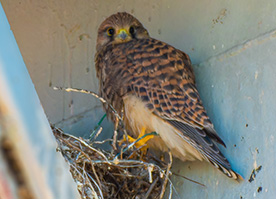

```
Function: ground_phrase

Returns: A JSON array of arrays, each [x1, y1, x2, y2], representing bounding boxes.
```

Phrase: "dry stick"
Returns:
[[62, 138, 103, 191], [160, 151, 173, 199], [71, 163, 101, 199], [53, 86, 122, 121], [112, 117, 119, 151], [126, 143, 146, 159], [55, 130, 104, 191], [72, 165, 87, 197], [90, 160, 102, 193], [93, 126, 103, 140], [162, 169, 181, 199], [93, 139, 113, 145], [144, 177, 159, 199], [54, 86, 122, 154], [173, 173, 206, 187], [57, 133, 104, 198], [168, 182, 173, 199], [82, 163, 102, 199], [112, 130, 118, 151], [86, 171, 104, 199], [54, 128, 109, 162]]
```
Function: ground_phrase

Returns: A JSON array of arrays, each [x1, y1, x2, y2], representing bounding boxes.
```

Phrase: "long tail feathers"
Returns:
[[206, 157, 243, 181]]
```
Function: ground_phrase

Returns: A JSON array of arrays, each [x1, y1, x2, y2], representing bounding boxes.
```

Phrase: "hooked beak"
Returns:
[[117, 29, 130, 41]]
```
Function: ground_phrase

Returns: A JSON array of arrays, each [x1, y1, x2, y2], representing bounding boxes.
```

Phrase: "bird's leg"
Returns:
[[121, 127, 155, 147], [118, 127, 158, 159], [132, 127, 155, 149]]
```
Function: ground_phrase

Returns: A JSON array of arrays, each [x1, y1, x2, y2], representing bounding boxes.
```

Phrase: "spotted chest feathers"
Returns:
[[123, 95, 203, 161]]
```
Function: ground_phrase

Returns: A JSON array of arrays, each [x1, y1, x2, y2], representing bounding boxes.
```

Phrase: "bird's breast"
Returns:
[[123, 94, 203, 161]]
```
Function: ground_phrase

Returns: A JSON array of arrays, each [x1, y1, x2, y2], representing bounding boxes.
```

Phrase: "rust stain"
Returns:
[[248, 165, 262, 183], [212, 8, 227, 27]]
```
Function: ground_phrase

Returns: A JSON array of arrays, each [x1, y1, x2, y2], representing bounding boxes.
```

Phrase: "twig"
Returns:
[[87, 172, 103, 199], [54, 128, 109, 162], [70, 163, 100, 199], [90, 114, 106, 140], [53, 86, 122, 120], [89, 161, 102, 192], [173, 173, 206, 187], [93, 127, 103, 141], [148, 164, 154, 183], [144, 177, 159, 199], [112, 117, 119, 151], [93, 139, 113, 145], [63, 137, 103, 192], [160, 151, 173, 199], [168, 181, 173, 199]]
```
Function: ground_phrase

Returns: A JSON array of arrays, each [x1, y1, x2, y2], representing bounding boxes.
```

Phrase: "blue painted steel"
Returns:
[[0, 3, 78, 199]]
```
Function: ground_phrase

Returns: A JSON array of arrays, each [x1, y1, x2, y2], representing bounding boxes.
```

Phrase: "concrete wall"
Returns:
[[172, 30, 276, 198], [2, 0, 276, 198]]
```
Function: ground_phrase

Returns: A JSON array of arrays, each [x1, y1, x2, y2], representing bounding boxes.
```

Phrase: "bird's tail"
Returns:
[[205, 155, 243, 181]]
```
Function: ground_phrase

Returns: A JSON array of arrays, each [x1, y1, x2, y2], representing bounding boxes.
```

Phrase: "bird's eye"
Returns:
[[107, 27, 115, 36], [129, 26, 135, 35]]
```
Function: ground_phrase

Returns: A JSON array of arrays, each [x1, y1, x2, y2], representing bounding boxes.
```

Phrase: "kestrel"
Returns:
[[95, 12, 241, 180]]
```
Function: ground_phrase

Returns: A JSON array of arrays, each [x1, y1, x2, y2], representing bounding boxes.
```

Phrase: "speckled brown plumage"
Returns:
[[95, 12, 241, 180]]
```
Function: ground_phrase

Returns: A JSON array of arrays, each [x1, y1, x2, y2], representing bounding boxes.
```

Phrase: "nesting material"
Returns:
[[52, 126, 173, 199]]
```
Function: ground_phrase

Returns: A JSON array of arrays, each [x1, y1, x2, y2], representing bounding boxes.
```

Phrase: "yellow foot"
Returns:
[[127, 127, 155, 148], [118, 127, 157, 158]]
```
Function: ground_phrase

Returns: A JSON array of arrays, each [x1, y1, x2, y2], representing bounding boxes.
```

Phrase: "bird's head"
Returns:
[[96, 12, 149, 51]]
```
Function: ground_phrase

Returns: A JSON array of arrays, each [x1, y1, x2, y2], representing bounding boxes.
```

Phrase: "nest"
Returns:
[[52, 126, 173, 199], [51, 86, 205, 198], [51, 86, 176, 198]]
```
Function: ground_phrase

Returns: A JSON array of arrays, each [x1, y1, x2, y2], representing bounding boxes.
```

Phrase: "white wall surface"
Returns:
[[2, 1, 276, 198]]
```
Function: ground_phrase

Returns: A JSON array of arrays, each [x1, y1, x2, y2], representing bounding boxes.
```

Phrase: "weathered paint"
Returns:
[[171, 29, 276, 199], [1, 1, 276, 198], [2, 0, 276, 129]]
